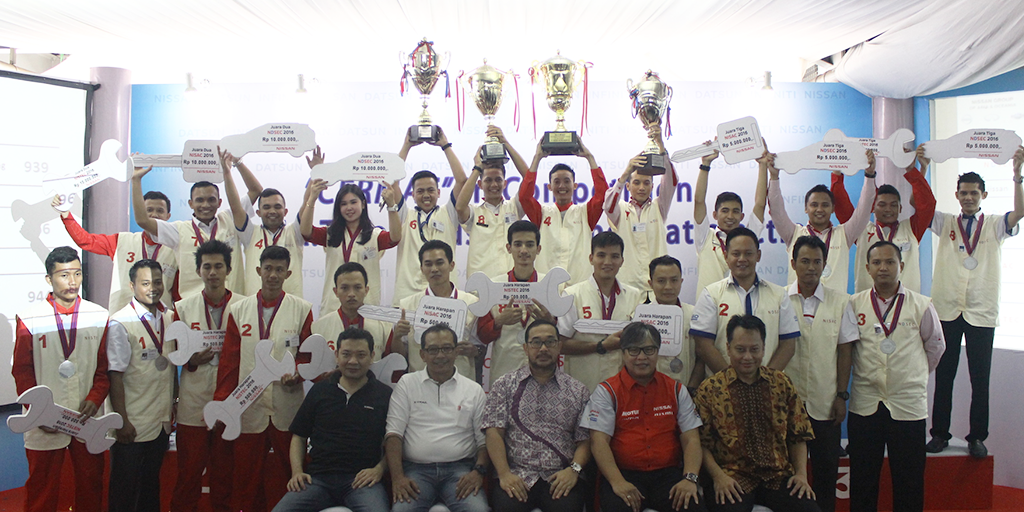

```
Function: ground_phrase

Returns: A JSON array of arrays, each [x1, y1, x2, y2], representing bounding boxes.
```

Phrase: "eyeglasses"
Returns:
[[624, 346, 659, 357], [526, 339, 560, 349], [423, 345, 456, 356]]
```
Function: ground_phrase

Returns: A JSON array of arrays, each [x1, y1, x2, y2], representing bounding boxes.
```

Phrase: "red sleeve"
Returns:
[[12, 317, 37, 395], [905, 167, 936, 242], [383, 331, 395, 356], [293, 312, 315, 376], [377, 231, 398, 251], [519, 171, 542, 224], [586, 167, 609, 229], [214, 314, 242, 401], [62, 214, 118, 259], [306, 226, 328, 246], [831, 173, 855, 224], [84, 324, 110, 405], [476, 312, 500, 345]]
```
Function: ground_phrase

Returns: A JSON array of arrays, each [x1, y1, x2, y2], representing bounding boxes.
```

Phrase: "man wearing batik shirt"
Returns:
[[483, 319, 591, 512], [696, 315, 819, 512]]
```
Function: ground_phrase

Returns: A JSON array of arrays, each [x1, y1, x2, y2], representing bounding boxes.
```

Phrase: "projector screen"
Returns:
[[0, 71, 92, 404]]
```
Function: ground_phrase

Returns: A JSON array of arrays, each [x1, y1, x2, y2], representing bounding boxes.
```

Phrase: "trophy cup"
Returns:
[[627, 70, 673, 175], [401, 38, 449, 143], [467, 60, 510, 163], [533, 52, 582, 155]]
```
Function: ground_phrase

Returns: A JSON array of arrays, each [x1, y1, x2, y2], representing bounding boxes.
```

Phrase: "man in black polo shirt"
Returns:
[[272, 327, 393, 512]]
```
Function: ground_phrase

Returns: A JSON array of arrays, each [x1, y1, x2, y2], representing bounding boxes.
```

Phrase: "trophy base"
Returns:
[[636, 152, 667, 176], [541, 131, 581, 156], [408, 124, 440, 143], [480, 142, 508, 163]]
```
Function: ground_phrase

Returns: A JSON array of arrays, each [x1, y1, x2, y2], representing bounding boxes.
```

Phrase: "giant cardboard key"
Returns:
[[45, 139, 133, 212], [573, 304, 684, 357], [310, 152, 407, 185], [359, 296, 470, 345], [203, 339, 295, 440], [924, 129, 1022, 165], [670, 117, 764, 164], [773, 129, 869, 175], [463, 267, 574, 318], [7, 386, 123, 454], [219, 123, 317, 158], [165, 320, 225, 367]]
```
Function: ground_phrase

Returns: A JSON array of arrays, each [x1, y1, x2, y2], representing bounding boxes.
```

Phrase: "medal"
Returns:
[[956, 213, 984, 271], [821, 265, 833, 278], [880, 338, 897, 355], [963, 256, 978, 270], [870, 288, 905, 356], [155, 355, 169, 371], [58, 360, 77, 379], [670, 357, 684, 374]]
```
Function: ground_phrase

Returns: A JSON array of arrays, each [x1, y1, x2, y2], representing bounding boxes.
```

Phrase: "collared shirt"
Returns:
[[557, 276, 627, 339], [107, 298, 165, 372], [786, 281, 859, 342], [864, 283, 945, 372], [386, 368, 486, 464], [690, 276, 801, 340], [695, 366, 814, 493], [482, 365, 591, 488]]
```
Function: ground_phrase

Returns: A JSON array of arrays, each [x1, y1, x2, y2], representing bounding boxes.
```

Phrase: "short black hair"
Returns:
[[334, 262, 369, 286], [792, 235, 827, 263], [259, 245, 291, 266], [194, 239, 233, 272], [337, 326, 374, 353], [714, 192, 743, 211], [725, 226, 759, 251], [957, 172, 986, 192], [804, 184, 834, 205], [548, 163, 575, 181], [726, 314, 766, 346], [481, 160, 507, 177], [128, 258, 163, 283], [420, 323, 457, 348], [524, 318, 558, 342], [410, 170, 440, 188], [591, 231, 624, 255], [190, 181, 220, 198], [866, 240, 902, 263], [45, 246, 80, 275], [143, 191, 171, 213], [258, 188, 286, 207], [876, 184, 901, 202], [507, 220, 540, 245], [620, 321, 660, 350], [648, 255, 681, 278], [418, 240, 453, 264]]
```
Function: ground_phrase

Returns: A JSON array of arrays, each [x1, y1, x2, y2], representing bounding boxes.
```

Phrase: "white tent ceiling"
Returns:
[[2, 0, 1023, 98]]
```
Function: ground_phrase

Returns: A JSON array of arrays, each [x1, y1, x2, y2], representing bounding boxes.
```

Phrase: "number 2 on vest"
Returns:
[[719, 304, 729, 316]]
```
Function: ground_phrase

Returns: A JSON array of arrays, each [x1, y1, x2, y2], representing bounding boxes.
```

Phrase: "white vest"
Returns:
[[787, 287, 848, 421], [463, 200, 521, 282], [562, 280, 642, 392], [655, 302, 697, 385], [611, 200, 668, 294], [535, 204, 594, 287], [321, 227, 387, 315], [703, 278, 790, 364], [393, 203, 459, 305], [110, 232, 178, 312], [173, 212, 244, 300], [310, 310, 390, 362], [174, 291, 242, 427], [849, 289, 933, 421], [109, 303, 176, 443], [17, 299, 109, 451], [484, 271, 546, 387], [694, 217, 764, 299], [396, 288, 480, 381], [787, 224, 849, 293], [931, 212, 1011, 327], [228, 293, 311, 433], [242, 222, 304, 297], [853, 221, 921, 293]]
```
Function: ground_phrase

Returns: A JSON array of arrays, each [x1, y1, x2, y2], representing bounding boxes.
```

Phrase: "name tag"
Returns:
[[285, 335, 300, 348], [140, 349, 160, 361], [632, 223, 647, 233], [873, 324, 883, 335], [362, 247, 378, 261], [503, 214, 517, 224], [958, 245, 966, 253], [431, 220, 446, 233]]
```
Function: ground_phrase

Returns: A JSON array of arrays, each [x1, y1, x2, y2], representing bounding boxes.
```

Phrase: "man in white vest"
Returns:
[[785, 236, 859, 512], [455, 127, 528, 282], [12, 247, 110, 512], [518, 138, 609, 287], [767, 150, 877, 293], [312, 262, 392, 361], [927, 146, 1024, 458], [391, 127, 469, 305], [847, 241, 944, 512], [644, 255, 702, 391], [169, 240, 240, 512], [603, 123, 678, 294], [557, 231, 643, 392], [107, 259, 177, 512], [54, 189, 177, 311], [215, 245, 314, 511], [690, 227, 801, 374]]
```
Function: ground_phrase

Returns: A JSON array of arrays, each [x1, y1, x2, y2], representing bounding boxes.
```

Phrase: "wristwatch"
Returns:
[[473, 464, 488, 476], [836, 391, 850, 401], [684, 473, 699, 484], [387, 203, 401, 212], [570, 462, 583, 474], [595, 340, 607, 355]]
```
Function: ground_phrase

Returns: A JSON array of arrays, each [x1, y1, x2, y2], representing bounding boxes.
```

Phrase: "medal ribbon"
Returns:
[[257, 290, 285, 340], [141, 233, 161, 261], [131, 301, 165, 354], [339, 310, 365, 330], [262, 225, 284, 250], [870, 289, 905, 338], [416, 207, 437, 243], [599, 282, 619, 320], [51, 296, 80, 361], [874, 222, 898, 243], [191, 218, 218, 246], [957, 213, 984, 256], [341, 226, 362, 262], [808, 223, 834, 259], [203, 290, 232, 330], [715, 231, 728, 260]]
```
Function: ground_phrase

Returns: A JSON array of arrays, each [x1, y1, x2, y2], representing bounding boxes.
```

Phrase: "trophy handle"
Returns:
[[398, 50, 407, 66], [441, 51, 452, 72], [626, 78, 634, 93], [665, 85, 673, 104]]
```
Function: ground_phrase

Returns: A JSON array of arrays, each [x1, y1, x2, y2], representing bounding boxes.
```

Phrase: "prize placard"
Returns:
[[631, 304, 684, 357], [181, 140, 222, 183], [413, 296, 469, 344]]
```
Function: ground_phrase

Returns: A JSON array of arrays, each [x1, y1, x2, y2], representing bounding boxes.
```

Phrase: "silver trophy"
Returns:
[[627, 70, 673, 175], [401, 38, 449, 143], [467, 60, 510, 163]]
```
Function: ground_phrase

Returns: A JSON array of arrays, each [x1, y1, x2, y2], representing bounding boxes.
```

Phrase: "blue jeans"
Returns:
[[391, 459, 489, 512], [271, 473, 390, 512]]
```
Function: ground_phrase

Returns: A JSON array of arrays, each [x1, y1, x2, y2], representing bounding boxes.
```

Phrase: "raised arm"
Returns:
[[433, 127, 468, 199], [842, 150, 877, 247], [489, 126, 528, 177], [131, 165, 159, 236], [456, 149, 484, 224], [579, 139, 609, 229], [383, 180, 403, 244], [751, 141, 769, 224], [603, 155, 644, 227], [766, 153, 796, 244], [905, 145, 936, 241], [234, 158, 264, 205], [300, 179, 327, 240], [519, 141, 547, 224], [1009, 146, 1024, 229], [692, 142, 719, 225], [218, 147, 249, 231], [830, 172, 854, 224]]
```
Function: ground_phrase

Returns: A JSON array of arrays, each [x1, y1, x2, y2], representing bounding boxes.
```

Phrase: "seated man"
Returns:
[[385, 324, 490, 512], [695, 315, 819, 512], [483, 319, 591, 512], [272, 327, 393, 512], [586, 322, 706, 512]]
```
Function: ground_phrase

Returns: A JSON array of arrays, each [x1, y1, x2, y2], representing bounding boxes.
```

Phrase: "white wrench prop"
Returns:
[[7, 386, 123, 454], [774, 129, 870, 175], [464, 267, 574, 318], [370, 353, 409, 387], [297, 334, 336, 380], [44, 139, 133, 211], [165, 320, 226, 366], [203, 339, 295, 441], [924, 128, 1022, 165], [857, 128, 916, 169]]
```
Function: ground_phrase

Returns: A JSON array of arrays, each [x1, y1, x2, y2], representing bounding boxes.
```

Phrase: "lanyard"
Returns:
[[202, 290, 232, 330], [957, 213, 984, 256], [874, 222, 898, 243], [599, 282, 619, 320], [51, 296, 80, 360], [808, 223, 834, 258], [339, 310, 365, 330], [141, 233, 161, 261], [257, 290, 284, 340], [416, 207, 438, 243], [262, 225, 284, 249], [870, 289, 905, 338], [341, 226, 362, 262], [715, 231, 727, 260], [191, 218, 218, 246], [131, 301, 165, 354]]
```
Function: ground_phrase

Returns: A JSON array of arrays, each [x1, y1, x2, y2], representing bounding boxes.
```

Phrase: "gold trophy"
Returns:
[[401, 38, 449, 143], [467, 60, 510, 163], [627, 70, 673, 175], [533, 52, 583, 155]]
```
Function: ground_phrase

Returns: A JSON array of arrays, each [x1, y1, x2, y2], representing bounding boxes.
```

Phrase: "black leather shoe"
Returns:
[[925, 437, 948, 453], [969, 439, 988, 458]]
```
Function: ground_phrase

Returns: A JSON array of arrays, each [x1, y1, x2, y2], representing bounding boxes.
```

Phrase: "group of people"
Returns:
[[13, 122, 1024, 512]]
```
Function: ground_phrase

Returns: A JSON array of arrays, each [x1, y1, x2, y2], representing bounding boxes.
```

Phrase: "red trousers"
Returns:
[[232, 424, 291, 512], [170, 424, 234, 512], [25, 440, 104, 512]]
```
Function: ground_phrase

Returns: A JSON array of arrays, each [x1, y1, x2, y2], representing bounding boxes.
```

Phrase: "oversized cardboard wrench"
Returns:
[[7, 386, 123, 454], [370, 353, 409, 387], [297, 334, 336, 380], [44, 139, 133, 212], [166, 320, 216, 366], [856, 128, 917, 169], [464, 267, 575, 318], [203, 339, 296, 441], [219, 123, 317, 159], [774, 129, 870, 176], [310, 152, 407, 186], [924, 128, 1022, 165]]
